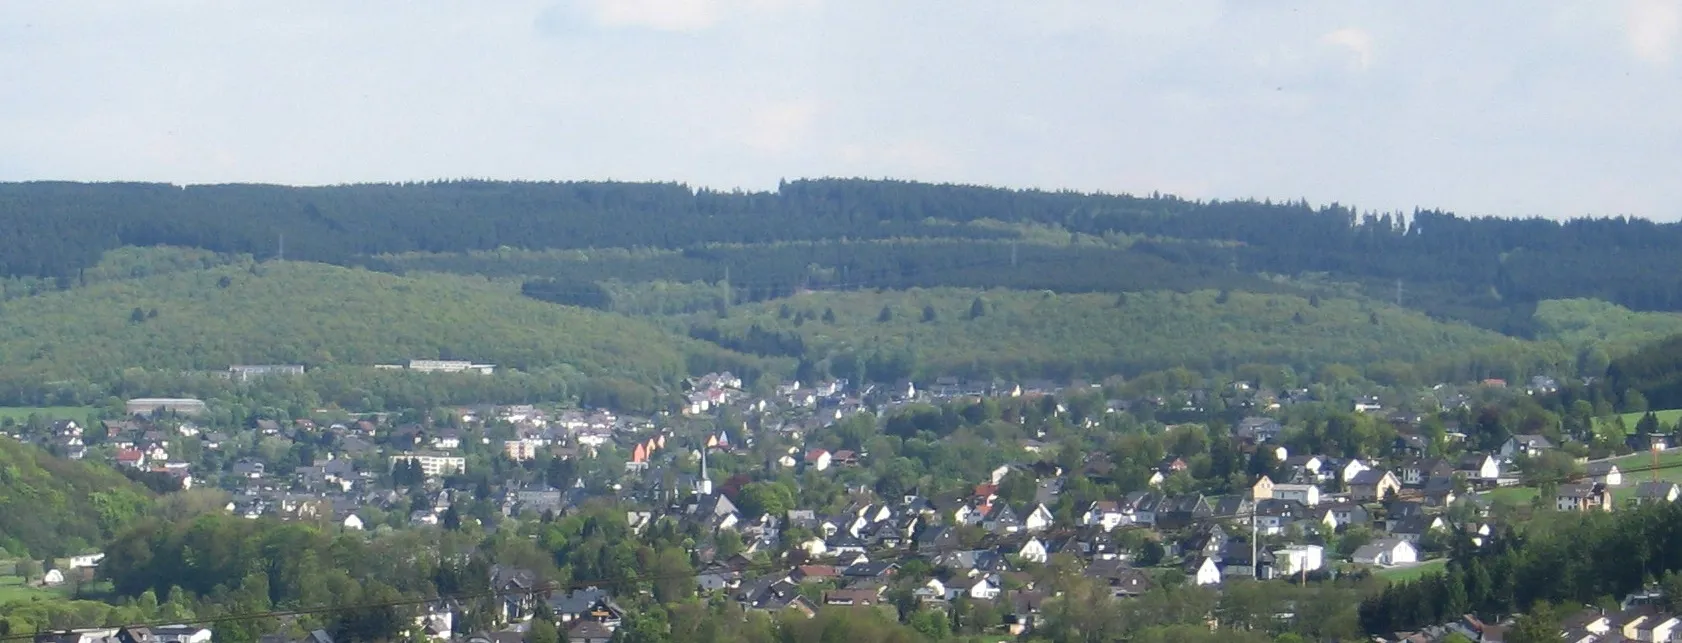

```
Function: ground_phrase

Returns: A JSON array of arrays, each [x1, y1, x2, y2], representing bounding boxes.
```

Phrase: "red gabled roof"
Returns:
[[115, 449, 143, 462]]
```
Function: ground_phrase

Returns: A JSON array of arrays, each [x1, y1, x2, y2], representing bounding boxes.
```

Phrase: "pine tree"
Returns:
[[877, 306, 893, 323], [969, 297, 986, 319], [922, 304, 938, 322]]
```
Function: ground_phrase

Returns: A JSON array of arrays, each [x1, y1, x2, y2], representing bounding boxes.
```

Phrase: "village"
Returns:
[[10, 366, 1682, 643]]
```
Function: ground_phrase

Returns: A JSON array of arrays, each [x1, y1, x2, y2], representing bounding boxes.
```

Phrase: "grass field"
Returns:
[[1595, 409, 1682, 435], [0, 406, 95, 423], [0, 574, 53, 604], [1376, 558, 1448, 582], [1482, 486, 1540, 505]]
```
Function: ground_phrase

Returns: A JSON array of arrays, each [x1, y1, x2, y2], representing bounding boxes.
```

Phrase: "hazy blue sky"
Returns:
[[2, 1, 1679, 219]]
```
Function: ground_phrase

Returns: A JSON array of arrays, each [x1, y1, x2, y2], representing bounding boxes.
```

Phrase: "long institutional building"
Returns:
[[389, 451, 467, 477]]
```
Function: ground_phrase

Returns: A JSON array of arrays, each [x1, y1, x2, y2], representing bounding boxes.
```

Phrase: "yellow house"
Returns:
[[1251, 475, 1276, 501]]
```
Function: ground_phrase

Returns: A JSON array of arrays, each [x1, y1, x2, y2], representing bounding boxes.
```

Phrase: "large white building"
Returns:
[[408, 360, 496, 375], [390, 451, 467, 477], [125, 398, 208, 417], [227, 364, 305, 382]]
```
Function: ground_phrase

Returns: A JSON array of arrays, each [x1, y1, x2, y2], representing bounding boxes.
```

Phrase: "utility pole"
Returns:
[[1251, 506, 1259, 580], [1395, 279, 1403, 307], [1010, 242, 1018, 268], [278, 233, 285, 262]]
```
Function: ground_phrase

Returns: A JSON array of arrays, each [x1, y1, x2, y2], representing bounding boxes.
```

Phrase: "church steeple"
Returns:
[[695, 442, 713, 496]]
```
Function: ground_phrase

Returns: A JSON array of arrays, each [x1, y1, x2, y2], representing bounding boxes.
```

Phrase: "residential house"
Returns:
[[1083, 559, 1154, 598], [1154, 495, 1212, 530], [913, 578, 947, 603], [1235, 417, 1284, 443], [566, 622, 613, 643], [1388, 515, 1447, 543], [945, 576, 1001, 601], [983, 504, 1023, 534], [1420, 475, 1459, 507], [1083, 501, 1128, 531], [1011, 537, 1049, 564], [1501, 434, 1555, 459], [1118, 491, 1161, 527], [1023, 504, 1055, 533], [1628, 433, 1670, 453], [1282, 455, 1326, 484], [1250, 475, 1276, 501], [1634, 481, 1682, 505], [804, 449, 832, 471], [1337, 458, 1372, 483], [1399, 458, 1454, 487], [1586, 461, 1624, 487], [548, 587, 625, 630], [1271, 483, 1320, 507], [1002, 590, 1048, 636], [1187, 556, 1222, 586], [824, 588, 885, 607], [1348, 470, 1402, 502], [1352, 539, 1418, 567], [1457, 454, 1501, 481], [488, 565, 541, 623], [1272, 545, 1324, 576], [1557, 483, 1613, 512]]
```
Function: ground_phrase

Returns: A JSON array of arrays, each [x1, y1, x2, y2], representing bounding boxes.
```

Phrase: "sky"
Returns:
[[1, 0, 1679, 220]]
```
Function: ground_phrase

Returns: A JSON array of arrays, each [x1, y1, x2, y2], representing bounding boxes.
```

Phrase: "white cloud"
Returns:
[[1626, 0, 1680, 63], [1320, 27, 1374, 70]]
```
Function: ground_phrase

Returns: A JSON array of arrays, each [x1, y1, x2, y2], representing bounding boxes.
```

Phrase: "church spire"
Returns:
[[696, 441, 713, 496]]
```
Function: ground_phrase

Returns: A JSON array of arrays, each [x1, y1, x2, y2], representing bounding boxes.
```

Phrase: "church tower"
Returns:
[[694, 443, 713, 496]]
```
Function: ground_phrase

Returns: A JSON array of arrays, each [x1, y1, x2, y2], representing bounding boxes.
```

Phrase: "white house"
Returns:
[[342, 514, 365, 531], [1189, 557, 1222, 586], [800, 537, 828, 558], [805, 449, 833, 471], [1024, 504, 1055, 533], [946, 576, 1000, 601], [42, 569, 65, 586], [1339, 459, 1371, 483], [68, 553, 105, 569], [1352, 539, 1418, 567], [1458, 454, 1501, 481], [1014, 537, 1049, 564], [1083, 501, 1127, 531], [1586, 462, 1623, 487], [1271, 483, 1321, 507], [1272, 545, 1324, 576], [914, 578, 947, 602]]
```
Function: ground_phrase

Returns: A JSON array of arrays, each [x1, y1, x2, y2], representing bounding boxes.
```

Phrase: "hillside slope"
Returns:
[[701, 288, 1565, 382], [1533, 298, 1682, 356], [0, 261, 708, 383], [0, 438, 150, 559]]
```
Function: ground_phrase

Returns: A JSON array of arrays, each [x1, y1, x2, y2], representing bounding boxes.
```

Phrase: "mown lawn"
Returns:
[[0, 406, 95, 422], [1376, 558, 1448, 582], [1482, 486, 1539, 505], [1596, 409, 1682, 434]]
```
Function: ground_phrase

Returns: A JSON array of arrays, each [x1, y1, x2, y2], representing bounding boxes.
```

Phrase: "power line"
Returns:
[[12, 452, 1673, 640]]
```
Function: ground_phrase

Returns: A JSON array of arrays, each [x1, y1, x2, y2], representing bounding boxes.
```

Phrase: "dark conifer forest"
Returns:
[[3, 178, 1680, 335]]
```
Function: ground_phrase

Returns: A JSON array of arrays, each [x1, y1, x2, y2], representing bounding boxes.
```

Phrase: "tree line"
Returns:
[[5, 179, 1682, 334]]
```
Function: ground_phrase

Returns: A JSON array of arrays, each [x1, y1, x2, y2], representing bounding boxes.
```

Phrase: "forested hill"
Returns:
[[0, 437, 151, 560], [4, 179, 1682, 332]]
